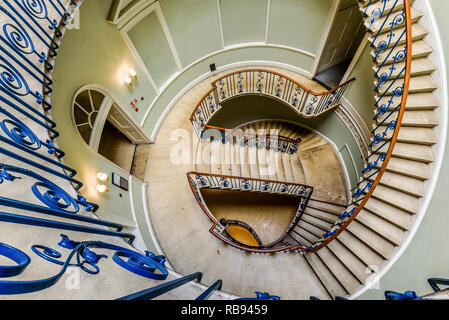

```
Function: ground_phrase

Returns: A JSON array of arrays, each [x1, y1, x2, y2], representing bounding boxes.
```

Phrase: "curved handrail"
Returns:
[[306, 0, 412, 253], [212, 69, 355, 96], [186, 171, 312, 253], [189, 69, 355, 126], [194, 122, 302, 144]]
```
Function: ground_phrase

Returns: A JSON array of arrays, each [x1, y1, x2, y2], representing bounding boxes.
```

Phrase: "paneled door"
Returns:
[[315, 0, 365, 74]]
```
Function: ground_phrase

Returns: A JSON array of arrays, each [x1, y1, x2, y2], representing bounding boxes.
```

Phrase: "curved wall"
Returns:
[[51, 0, 336, 225]]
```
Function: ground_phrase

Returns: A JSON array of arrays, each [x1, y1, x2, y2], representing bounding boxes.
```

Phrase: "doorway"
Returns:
[[313, 0, 365, 88], [72, 86, 150, 174]]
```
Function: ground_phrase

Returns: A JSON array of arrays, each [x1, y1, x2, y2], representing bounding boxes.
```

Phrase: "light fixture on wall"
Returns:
[[96, 172, 109, 184], [96, 184, 110, 193], [96, 172, 110, 193], [124, 68, 138, 87]]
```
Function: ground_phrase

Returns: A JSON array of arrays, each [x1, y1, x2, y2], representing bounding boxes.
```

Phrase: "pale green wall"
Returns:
[[158, 0, 223, 66], [358, 0, 449, 300], [344, 40, 375, 129], [52, 0, 149, 231], [128, 11, 179, 87], [220, 0, 267, 45], [268, 0, 334, 52]]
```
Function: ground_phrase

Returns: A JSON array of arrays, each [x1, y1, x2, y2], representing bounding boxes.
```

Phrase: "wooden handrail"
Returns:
[[212, 69, 355, 96], [189, 70, 355, 121], [308, 0, 412, 253], [194, 122, 302, 144], [186, 172, 311, 253]]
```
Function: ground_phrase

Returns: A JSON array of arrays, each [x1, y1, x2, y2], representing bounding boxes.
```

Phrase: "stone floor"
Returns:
[[142, 65, 350, 299]]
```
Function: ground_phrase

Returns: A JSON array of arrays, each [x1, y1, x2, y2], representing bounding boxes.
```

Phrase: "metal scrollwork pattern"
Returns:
[[0, 235, 168, 295]]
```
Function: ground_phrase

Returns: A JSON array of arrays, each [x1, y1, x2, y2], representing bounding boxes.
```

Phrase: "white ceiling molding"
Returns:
[[119, 1, 182, 94], [264, 0, 271, 43], [216, 0, 225, 48]]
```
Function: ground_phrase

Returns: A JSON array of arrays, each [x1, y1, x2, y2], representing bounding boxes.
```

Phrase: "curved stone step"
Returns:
[[374, 40, 433, 67], [371, 184, 419, 214], [316, 247, 362, 294], [304, 207, 339, 224], [368, 7, 422, 35], [305, 253, 348, 299], [366, 171, 424, 197], [364, 197, 412, 230], [327, 240, 371, 284], [376, 92, 439, 111], [356, 209, 404, 246], [375, 142, 434, 163], [369, 23, 427, 50], [375, 125, 437, 145], [346, 220, 396, 260], [377, 156, 430, 180], [377, 75, 438, 96], [375, 58, 435, 80], [336, 231, 385, 271], [376, 110, 438, 128]]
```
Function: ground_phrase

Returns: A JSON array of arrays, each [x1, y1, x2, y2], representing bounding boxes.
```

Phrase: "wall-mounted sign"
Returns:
[[112, 173, 129, 191]]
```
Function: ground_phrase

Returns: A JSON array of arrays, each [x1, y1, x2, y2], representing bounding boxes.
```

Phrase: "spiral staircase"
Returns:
[[0, 0, 447, 301]]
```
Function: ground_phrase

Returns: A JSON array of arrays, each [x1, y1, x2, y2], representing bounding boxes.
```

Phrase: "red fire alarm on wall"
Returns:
[[130, 98, 139, 112]]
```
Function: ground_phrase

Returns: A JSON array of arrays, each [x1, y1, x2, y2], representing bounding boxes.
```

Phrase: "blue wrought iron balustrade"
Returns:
[[187, 171, 312, 253], [197, 123, 301, 155], [189, 69, 355, 132], [304, 0, 411, 253], [0, 0, 139, 251], [0, 234, 168, 295]]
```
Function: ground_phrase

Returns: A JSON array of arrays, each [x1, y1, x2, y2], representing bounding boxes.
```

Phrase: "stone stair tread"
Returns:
[[337, 231, 385, 270], [378, 156, 430, 180], [327, 240, 371, 284], [298, 220, 327, 239], [375, 92, 439, 111], [375, 141, 434, 163], [364, 197, 412, 230], [368, 7, 422, 34], [372, 184, 419, 214], [293, 227, 320, 245], [375, 57, 435, 79], [302, 214, 333, 231], [375, 125, 437, 145], [196, 139, 212, 173], [210, 140, 222, 175], [356, 209, 404, 246], [347, 220, 395, 260], [304, 207, 339, 224], [307, 200, 347, 216], [290, 153, 307, 184], [365, 170, 424, 197], [376, 110, 438, 127], [316, 247, 362, 294], [288, 231, 312, 247], [377, 75, 438, 96], [375, 40, 432, 66], [221, 141, 233, 176], [369, 23, 427, 49], [305, 253, 348, 299]]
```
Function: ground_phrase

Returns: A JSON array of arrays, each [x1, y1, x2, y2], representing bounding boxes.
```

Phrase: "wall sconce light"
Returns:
[[96, 172, 110, 193], [124, 68, 138, 87], [96, 184, 110, 193], [96, 172, 109, 184]]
